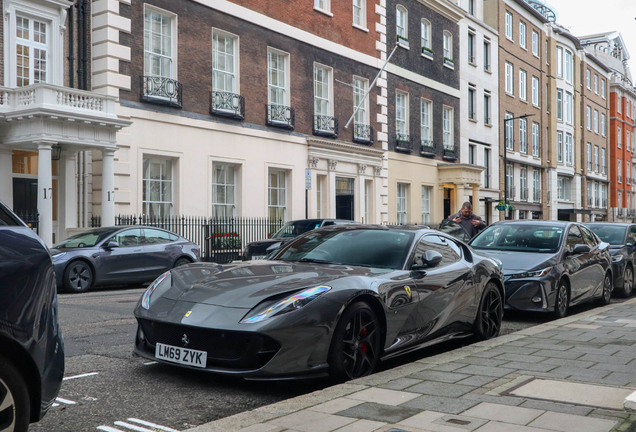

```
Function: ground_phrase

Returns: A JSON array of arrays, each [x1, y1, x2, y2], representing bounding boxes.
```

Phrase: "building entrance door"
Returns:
[[336, 177, 354, 221], [13, 178, 38, 216], [444, 188, 452, 219]]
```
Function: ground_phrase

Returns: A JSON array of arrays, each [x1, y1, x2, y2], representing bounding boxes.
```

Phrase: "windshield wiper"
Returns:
[[295, 258, 338, 264]]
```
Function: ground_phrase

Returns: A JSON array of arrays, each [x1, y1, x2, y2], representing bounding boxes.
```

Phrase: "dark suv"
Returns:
[[0, 200, 64, 431], [242, 219, 357, 260]]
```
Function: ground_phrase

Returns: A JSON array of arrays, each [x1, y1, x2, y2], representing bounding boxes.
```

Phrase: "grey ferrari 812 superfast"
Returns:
[[133, 225, 505, 380]]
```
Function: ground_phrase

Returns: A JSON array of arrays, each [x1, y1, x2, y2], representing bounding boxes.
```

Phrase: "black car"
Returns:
[[51, 226, 201, 293], [241, 219, 357, 260], [0, 200, 64, 430], [469, 221, 612, 318], [134, 225, 504, 380], [584, 223, 636, 297]]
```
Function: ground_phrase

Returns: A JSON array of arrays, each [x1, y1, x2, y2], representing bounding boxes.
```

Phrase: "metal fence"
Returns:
[[17, 211, 39, 234], [91, 215, 285, 263]]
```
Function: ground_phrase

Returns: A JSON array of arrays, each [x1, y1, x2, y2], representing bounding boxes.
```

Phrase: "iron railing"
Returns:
[[266, 104, 295, 130], [210, 91, 245, 120], [443, 148, 457, 159], [90, 215, 285, 264], [17, 211, 39, 233], [421, 140, 434, 155], [353, 124, 374, 145], [520, 187, 529, 202], [313, 115, 338, 138], [395, 134, 412, 153], [141, 76, 183, 108], [533, 189, 541, 203]]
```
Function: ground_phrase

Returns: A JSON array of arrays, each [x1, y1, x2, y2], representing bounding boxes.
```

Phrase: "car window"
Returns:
[[579, 226, 598, 248], [629, 226, 636, 245], [566, 226, 585, 252], [144, 228, 174, 245], [272, 220, 319, 238], [438, 220, 470, 242], [414, 235, 461, 268], [0, 204, 20, 226], [586, 224, 627, 245], [55, 229, 113, 248], [470, 224, 563, 253], [322, 221, 335, 226], [111, 228, 142, 247]]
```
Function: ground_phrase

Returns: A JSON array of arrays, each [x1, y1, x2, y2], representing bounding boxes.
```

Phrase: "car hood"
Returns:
[[472, 249, 557, 274], [163, 261, 389, 308]]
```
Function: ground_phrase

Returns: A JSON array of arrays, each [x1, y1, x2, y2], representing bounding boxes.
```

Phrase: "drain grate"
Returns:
[[446, 419, 472, 426]]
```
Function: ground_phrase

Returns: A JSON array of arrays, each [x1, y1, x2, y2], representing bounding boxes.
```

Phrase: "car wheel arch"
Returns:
[[339, 294, 387, 352], [173, 255, 193, 266], [488, 277, 505, 302], [0, 334, 42, 423], [559, 276, 571, 298]]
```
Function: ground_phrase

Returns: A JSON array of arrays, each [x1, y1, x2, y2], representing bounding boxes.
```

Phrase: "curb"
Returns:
[[186, 297, 636, 432]]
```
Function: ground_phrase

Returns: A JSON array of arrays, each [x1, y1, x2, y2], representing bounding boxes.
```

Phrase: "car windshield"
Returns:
[[272, 220, 323, 239], [53, 229, 113, 249], [585, 225, 626, 245], [273, 229, 415, 270], [470, 224, 563, 253]]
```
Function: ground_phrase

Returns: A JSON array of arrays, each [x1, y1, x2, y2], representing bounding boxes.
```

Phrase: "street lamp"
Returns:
[[503, 113, 535, 219]]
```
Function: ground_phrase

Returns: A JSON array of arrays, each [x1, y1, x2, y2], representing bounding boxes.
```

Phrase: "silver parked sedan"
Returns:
[[51, 226, 201, 293]]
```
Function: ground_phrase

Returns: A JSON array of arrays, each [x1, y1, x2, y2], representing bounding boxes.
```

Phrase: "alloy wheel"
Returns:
[[556, 283, 568, 318], [624, 267, 633, 297], [341, 309, 379, 380], [0, 376, 16, 432], [69, 263, 91, 291], [603, 274, 612, 304], [480, 287, 502, 339]]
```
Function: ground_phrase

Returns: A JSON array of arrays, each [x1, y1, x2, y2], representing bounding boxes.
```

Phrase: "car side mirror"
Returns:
[[627, 243, 634, 248], [413, 250, 443, 270], [572, 244, 591, 255], [266, 242, 282, 253], [103, 241, 119, 250]]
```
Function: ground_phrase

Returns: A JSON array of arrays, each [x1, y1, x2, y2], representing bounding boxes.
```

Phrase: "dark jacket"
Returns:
[[448, 211, 486, 238]]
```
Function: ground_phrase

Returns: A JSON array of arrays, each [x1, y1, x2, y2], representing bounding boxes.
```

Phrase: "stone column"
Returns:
[[455, 183, 466, 215], [0, 148, 13, 207], [37, 142, 54, 247], [101, 148, 116, 227], [472, 184, 481, 215], [58, 151, 78, 241]]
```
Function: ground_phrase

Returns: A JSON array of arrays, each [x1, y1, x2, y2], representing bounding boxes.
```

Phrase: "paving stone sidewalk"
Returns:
[[188, 299, 636, 432]]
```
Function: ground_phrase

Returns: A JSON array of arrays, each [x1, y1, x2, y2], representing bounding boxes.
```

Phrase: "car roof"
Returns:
[[491, 220, 572, 227], [584, 222, 631, 227]]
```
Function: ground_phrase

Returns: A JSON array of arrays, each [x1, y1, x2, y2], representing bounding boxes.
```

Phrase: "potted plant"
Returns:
[[422, 46, 433, 56], [444, 57, 454, 67], [397, 35, 409, 47]]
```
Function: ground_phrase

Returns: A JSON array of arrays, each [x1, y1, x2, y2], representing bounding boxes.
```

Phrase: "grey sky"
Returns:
[[544, 0, 636, 74]]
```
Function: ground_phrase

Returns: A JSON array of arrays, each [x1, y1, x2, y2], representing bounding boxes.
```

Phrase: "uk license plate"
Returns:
[[155, 343, 207, 368], [252, 255, 267, 260]]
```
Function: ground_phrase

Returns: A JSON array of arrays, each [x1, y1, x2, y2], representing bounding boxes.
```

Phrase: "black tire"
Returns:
[[473, 282, 503, 341], [622, 266, 633, 298], [173, 258, 192, 268], [0, 356, 30, 432], [328, 302, 382, 381], [554, 280, 569, 319], [63, 261, 93, 293], [596, 272, 612, 306]]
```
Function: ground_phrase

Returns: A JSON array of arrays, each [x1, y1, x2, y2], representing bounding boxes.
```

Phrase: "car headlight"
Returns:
[[612, 255, 624, 262], [240, 285, 331, 324], [52, 252, 66, 261], [509, 267, 552, 279], [141, 271, 171, 310]]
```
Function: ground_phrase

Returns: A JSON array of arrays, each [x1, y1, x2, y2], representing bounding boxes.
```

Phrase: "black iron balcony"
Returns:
[[533, 189, 542, 203], [313, 115, 338, 138], [266, 104, 295, 130], [141, 76, 183, 108], [395, 134, 412, 153], [443, 148, 457, 160], [520, 187, 529, 202], [210, 91, 245, 120], [421, 140, 435, 157], [353, 124, 374, 145]]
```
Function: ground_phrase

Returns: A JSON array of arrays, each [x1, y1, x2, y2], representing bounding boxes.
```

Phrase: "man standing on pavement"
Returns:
[[448, 201, 486, 238]]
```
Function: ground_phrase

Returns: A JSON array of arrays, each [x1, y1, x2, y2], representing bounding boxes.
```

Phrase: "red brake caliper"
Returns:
[[360, 327, 368, 353]]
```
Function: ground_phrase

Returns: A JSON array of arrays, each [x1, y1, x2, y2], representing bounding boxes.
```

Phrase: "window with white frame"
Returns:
[[364, 180, 371, 223], [586, 69, 591, 89], [586, 106, 591, 130], [315, 0, 330, 12], [316, 176, 323, 218], [587, 143, 592, 171], [314, 65, 331, 121], [519, 69, 527, 101], [557, 176, 571, 200], [443, 31, 453, 61], [532, 122, 540, 157], [213, 31, 236, 92], [595, 182, 600, 207], [618, 159, 622, 183], [484, 92, 491, 124], [443, 106, 453, 149], [588, 181, 593, 206], [565, 50, 573, 83], [484, 148, 491, 188], [15, 16, 49, 86], [619, 126, 622, 148], [353, 0, 366, 28], [144, 9, 174, 80], [353, 77, 369, 140], [484, 40, 491, 71], [594, 74, 598, 93], [628, 130, 632, 152], [520, 166, 528, 201], [532, 30, 539, 56], [556, 47, 563, 77], [533, 169, 541, 202], [519, 21, 526, 49], [594, 109, 599, 133], [619, 190, 623, 207], [601, 112, 606, 136], [268, 169, 287, 221], [557, 131, 563, 163], [505, 164, 513, 199], [565, 133, 573, 165], [557, 89, 563, 120], [618, 97, 622, 113], [594, 145, 599, 172], [396, 6, 408, 41], [212, 163, 236, 217], [469, 144, 475, 164], [532, 76, 539, 106], [565, 91, 573, 124], [468, 0, 475, 15], [505, 11, 513, 40], [468, 31, 476, 63], [421, 98, 432, 146], [601, 79, 606, 98], [468, 86, 476, 120], [519, 118, 527, 154], [421, 186, 431, 225], [421, 19, 431, 53], [505, 62, 514, 95], [143, 157, 173, 218], [396, 91, 409, 139], [505, 112, 513, 150], [602, 183, 607, 206], [268, 50, 288, 108], [602, 148, 606, 174], [397, 183, 408, 224]]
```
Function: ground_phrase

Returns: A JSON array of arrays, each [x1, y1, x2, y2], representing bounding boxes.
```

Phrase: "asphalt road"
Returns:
[[30, 286, 628, 432]]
